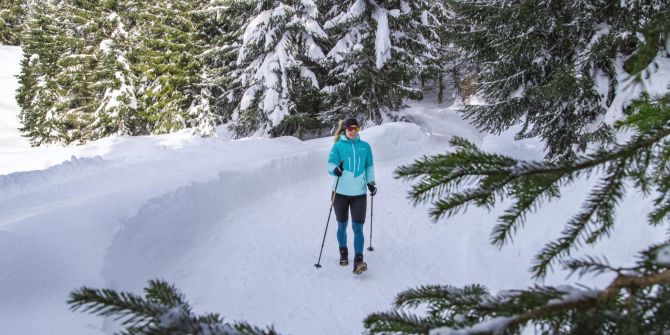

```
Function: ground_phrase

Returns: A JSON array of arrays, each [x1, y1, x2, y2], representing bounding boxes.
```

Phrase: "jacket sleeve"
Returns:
[[327, 143, 340, 176], [365, 143, 375, 184]]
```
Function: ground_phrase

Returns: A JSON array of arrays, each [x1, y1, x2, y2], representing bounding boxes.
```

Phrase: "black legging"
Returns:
[[333, 193, 367, 223]]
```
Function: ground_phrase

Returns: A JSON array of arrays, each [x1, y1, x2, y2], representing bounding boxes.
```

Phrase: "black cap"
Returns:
[[344, 117, 359, 128]]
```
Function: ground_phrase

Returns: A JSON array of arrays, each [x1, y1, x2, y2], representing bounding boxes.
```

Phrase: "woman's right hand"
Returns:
[[333, 161, 344, 176]]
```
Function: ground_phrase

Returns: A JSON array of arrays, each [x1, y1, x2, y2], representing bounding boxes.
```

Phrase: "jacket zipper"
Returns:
[[351, 141, 357, 174]]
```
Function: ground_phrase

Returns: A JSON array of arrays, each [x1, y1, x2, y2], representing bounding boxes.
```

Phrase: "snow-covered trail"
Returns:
[[98, 123, 489, 335], [1, 116, 486, 335]]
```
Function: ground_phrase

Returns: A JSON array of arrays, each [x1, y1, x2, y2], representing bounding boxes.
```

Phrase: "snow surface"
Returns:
[[430, 316, 513, 335], [1, 45, 667, 335]]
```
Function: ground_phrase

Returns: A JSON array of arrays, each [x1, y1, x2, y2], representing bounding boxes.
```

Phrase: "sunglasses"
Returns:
[[346, 126, 359, 131]]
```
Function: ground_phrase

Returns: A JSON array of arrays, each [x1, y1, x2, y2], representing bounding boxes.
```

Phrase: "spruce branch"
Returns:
[[424, 269, 670, 335], [562, 255, 626, 278], [531, 159, 627, 279], [144, 279, 187, 307], [69, 279, 279, 335], [501, 270, 670, 332], [68, 287, 163, 328], [364, 310, 434, 335], [491, 173, 561, 248], [394, 284, 494, 320]]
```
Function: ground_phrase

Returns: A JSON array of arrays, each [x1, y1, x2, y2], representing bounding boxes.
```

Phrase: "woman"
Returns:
[[327, 117, 377, 274]]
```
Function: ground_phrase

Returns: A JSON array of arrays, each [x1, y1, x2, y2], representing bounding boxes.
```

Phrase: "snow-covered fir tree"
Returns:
[[0, 0, 25, 46], [419, 1, 454, 104], [94, 1, 139, 138], [50, 0, 129, 144], [320, 0, 443, 125], [16, 0, 69, 145], [231, 0, 328, 138], [125, 0, 204, 135], [192, 0, 255, 136], [424, 0, 473, 104], [17, 0, 134, 145], [449, 0, 670, 159]]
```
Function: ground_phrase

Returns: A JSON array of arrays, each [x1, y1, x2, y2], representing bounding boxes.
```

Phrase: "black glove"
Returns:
[[367, 183, 377, 196], [333, 161, 344, 177]]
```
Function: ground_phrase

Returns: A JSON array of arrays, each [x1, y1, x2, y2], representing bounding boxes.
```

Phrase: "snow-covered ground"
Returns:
[[0, 45, 665, 335]]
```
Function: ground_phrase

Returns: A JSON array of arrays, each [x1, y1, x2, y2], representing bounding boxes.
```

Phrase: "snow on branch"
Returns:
[[323, 0, 366, 29], [373, 8, 391, 69]]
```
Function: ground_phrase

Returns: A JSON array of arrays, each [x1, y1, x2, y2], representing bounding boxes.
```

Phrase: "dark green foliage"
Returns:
[[54, 0, 125, 143], [16, 1, 69, 145], [69, 279, 279, 335], [372, 91, 670, 333], [17, 0, 140, 145], [276, 78, 327, 140], [269, 67, 326, 139], [0, 0, 24, 45], [447, 0, 669, 159], [127, 0, 204, 135], [17, 0, 206, 145]]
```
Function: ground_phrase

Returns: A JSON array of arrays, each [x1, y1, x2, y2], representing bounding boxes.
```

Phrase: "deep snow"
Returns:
[[0, 45, 666, 335]]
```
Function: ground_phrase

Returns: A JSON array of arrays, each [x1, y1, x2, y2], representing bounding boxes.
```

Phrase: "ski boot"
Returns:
[[353, 253, 367, 274], [339, 247, 349, 266]]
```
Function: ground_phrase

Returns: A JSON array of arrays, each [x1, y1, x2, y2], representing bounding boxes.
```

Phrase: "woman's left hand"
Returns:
[[367, 183, 377, 196]]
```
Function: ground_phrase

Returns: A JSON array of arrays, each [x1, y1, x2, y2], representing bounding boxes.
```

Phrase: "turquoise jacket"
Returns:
[[328, 134, 375, 196]]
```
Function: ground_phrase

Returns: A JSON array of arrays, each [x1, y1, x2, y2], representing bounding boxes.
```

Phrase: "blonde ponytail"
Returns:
[[333, 120, 345, 142]]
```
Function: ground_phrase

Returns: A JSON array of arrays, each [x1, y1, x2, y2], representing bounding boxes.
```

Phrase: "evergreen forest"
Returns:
[[9, 0, 446, 145]]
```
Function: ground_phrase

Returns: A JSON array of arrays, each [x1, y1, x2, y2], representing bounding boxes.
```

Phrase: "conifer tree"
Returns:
[[69, 279, 279, 335], [94, 1, 140, 137], [419, 1, 454, 104], [321, 0, 442, 125], [232, 0, 328, 138], [447, 0, 670, 159], [0, 0, 25, 46], [126, 0, 204, 135], [193, 0, 255, 136], [51, 0, 126, 144], [16, 0, 68, 145], [17, 0, 133, 145]]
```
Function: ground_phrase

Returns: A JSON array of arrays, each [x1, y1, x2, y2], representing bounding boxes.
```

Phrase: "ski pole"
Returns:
[[315, 161, 343, 269], [367, 194, 374, 251]]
